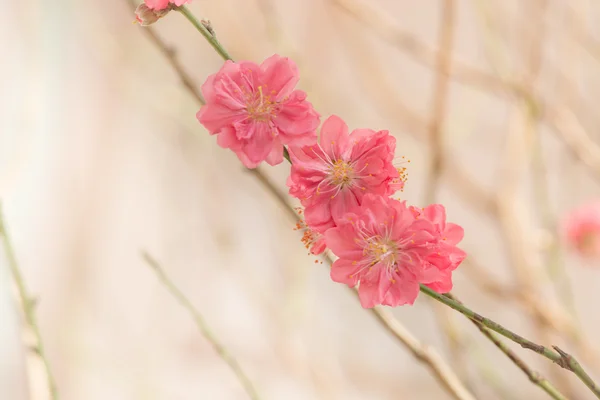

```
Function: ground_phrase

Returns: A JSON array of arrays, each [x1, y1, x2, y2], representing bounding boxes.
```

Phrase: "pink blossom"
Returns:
[[197, 55, 320, 168], [563, 201, 600, 259], [325, 194, 465, 308], [287, 115, 402, 234], [144, 0, 191, 10], [410, 205, 466, 293]]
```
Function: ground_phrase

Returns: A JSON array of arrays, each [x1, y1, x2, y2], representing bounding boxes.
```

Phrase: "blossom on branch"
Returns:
[[287, 115, 402, 234], [197, 55, 320, 168], [325, 194, 465, 308]]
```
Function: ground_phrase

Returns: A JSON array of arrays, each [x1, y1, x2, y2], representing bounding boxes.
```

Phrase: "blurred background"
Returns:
[[2, 0, 600, 399]]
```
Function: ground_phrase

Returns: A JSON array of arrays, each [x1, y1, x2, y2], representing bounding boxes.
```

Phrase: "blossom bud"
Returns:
[[134, 3, 170, 26]]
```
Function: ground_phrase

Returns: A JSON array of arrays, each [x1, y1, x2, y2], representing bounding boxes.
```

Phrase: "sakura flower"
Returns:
[[287, 115, 401, 234], [197, 55, 320, 168], [144, 0, 191, 10], [325, 194, 465, 308], [563, 201, 600, 259]]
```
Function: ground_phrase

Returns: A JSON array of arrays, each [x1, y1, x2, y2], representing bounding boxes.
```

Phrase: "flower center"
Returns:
[[329, 159, 354, 186], [364, 237, 398, 269], [246, 86, 276, 121]]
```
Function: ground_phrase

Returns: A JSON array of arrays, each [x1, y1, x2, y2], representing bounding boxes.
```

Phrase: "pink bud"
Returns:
[[134, 3, 170, 26]]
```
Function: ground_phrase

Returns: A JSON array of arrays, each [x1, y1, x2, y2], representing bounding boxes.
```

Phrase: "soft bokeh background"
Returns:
[[2, 0, 600, 399]]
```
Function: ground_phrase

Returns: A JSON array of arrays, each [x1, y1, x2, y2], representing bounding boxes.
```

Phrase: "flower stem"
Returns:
[[176, 6, 233, 61], [0, 203, 59, 400], [420, 285, 600, 398], [283, 147, 291, 163], [445, 293, 567, 400]]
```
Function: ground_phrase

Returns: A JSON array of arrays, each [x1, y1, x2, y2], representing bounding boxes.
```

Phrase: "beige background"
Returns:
[[1, 0, 600, 399]]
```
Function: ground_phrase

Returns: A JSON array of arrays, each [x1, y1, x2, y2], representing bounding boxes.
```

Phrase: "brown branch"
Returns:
[[126, 0, 205, 104]]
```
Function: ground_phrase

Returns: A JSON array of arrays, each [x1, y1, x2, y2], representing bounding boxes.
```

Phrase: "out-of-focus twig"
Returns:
[[550, 109, 600, 177], [425, 0, 454, 202], [0, 203, 59, 400], [423, 0, 473, 389], [141, 252, 262, 400], [331, 0, 600, 186], [367, 301, 476, 400], [475, 2, 578, 395]]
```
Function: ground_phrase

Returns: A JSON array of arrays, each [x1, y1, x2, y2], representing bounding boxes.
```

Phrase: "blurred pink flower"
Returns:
[[197, 55, 320, 168], [563, 201, 600, 259], [144, 0, 191, 10], [287, 115, 401, 234], [325, 194, 465, 308]]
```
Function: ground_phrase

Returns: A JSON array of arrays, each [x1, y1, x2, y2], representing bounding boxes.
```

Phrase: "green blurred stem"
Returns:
[[420, 285, 600, 398], [177, 6, 233, 61], [0, 204, 59, 400], [142, 252, 261, 400]]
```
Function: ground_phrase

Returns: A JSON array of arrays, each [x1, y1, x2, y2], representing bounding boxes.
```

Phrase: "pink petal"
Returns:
[[240, 122, 275, 165], [305, 201, 335, 233], [145, 0, 170, 9], [381, 270, 420, 306], [311, 237, 327, 255], [274, 91, 320, 145], [330, 190, 359, 224], [260, 55, 300, 100], [215, 126, 241, 150], [330, 259, 361, 286], [324, 223, 363, 259], [357, 279, 383, 308], [319, 115, 350, 160], [443, 223, 464, 245], [265, 137, 284, 166]]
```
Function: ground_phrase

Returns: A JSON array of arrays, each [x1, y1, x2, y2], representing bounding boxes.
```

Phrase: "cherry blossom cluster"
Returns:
[[195, 54, 466, 308]]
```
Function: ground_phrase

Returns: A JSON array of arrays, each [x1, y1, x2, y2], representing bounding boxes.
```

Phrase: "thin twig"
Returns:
[[423, 0, 473, 389], [0, 203, 59, 400], [425, 0, 454, 202], [141, 252, 261, 400], [127, 1, 205, 104], [420, 285, 600, 398], [177, 6, 233, 60], [368, 302, 476, 400], [472, 2, 597, 391], [445, 293, 568, 400], [330, 0, 600, 186]]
